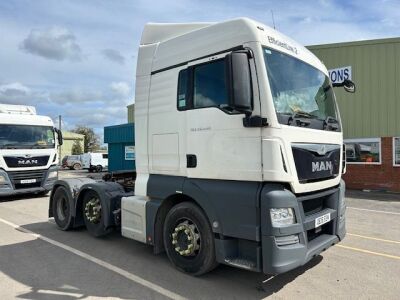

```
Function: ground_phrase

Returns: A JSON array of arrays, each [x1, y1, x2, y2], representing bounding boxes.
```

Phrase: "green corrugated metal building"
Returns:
[[60, 131, 84, 159], [127, 103, 135, 123], [308, 38, 400, 139], [308, 38, 400, 192], [104, 123, 135, 172]]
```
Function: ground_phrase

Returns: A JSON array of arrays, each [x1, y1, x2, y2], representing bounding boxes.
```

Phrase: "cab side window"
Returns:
[[193, 60, 228, 108], [177, 69, 188, 110], [177, 59, 228, 110]]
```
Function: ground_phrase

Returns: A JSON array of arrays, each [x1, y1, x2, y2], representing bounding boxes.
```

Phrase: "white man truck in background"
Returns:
[[49, 18, 355, 276], [0, 104, 63, 196]]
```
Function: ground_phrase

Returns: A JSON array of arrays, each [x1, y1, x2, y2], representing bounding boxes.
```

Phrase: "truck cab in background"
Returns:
[[50, 18, 354, 276], [0, 104, 62, 196]]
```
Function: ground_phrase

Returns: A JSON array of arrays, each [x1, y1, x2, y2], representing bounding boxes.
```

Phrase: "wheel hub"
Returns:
[[84, 197, 101, 224], [172, 220, 200, 256]]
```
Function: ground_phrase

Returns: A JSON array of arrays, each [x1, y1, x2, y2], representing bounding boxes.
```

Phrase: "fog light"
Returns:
[[275, 234, 300, 246], [48, 171, 58, 179], [270, 208, 296, 227], [0, 175, 6, 183]]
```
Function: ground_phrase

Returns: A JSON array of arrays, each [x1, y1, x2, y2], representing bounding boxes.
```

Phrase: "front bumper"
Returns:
[[261, 180, 346, 275], [0, 166, 58, 196]]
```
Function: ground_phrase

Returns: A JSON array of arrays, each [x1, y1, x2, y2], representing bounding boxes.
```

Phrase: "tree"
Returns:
[[72, 126, 100, 153], [71, 140, 83, 155]]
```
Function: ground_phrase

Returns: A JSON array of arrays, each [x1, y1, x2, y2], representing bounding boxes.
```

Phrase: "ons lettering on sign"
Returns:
[[328, 66, 352, 84]]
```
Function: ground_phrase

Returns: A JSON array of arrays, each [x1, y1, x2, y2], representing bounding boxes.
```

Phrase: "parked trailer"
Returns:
[[49, 18, 354, 276]]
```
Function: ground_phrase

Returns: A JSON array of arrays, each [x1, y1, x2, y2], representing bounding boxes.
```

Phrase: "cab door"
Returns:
[[180, 50, 262, 182]]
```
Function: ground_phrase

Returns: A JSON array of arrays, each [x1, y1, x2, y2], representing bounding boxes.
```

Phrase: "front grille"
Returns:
[[8, 169, 46, 190], [4, 155, 50, 168], [302, 197, 324, 216], [292, 143, 341, 183], [307, 221, 334, 242]]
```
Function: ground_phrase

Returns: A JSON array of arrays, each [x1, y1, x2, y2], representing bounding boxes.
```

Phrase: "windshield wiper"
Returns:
[[286, 111, 317, 126], [323, 116, 339, 131], [0, 144, 18, 149], [31, 143, 49, 149]]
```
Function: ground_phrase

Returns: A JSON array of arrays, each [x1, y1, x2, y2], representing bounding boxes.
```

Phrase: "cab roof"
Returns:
[[137, 18, 326, 76]]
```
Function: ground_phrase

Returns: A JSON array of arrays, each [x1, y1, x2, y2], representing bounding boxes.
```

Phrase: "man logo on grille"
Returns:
[[17, 159, 38, 165], [312, 161, 332, 172]]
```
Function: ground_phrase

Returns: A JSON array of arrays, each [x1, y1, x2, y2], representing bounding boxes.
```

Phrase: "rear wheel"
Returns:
[[82, 190, 109, 237], [52, 186, 73, 230], [163, 202, 217, 276], [73, 163, 82, 170], [96, 165, 103, 173]]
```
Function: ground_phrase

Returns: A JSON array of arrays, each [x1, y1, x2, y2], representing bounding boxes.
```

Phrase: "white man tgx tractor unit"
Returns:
[[0, 104, 63, 196], [49, 18, 355, 276]]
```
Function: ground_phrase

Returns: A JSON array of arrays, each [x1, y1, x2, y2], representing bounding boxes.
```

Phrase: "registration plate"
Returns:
[[315, 213, 331, 228], [20, 179, 36, 184]]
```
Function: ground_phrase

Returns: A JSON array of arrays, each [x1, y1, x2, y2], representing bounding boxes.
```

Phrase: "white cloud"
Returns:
[[0, 82, 30, 96], [102, 49, 125, 65], [111, 81, 131, 98], [50, 89, 105, 104], [20, 26, 83, 61], [0, 82, 49, 105]]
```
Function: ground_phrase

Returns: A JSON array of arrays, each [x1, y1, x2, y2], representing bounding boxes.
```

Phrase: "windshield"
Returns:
[[0, 125, 55, 149], [263, 47, 339, 128]]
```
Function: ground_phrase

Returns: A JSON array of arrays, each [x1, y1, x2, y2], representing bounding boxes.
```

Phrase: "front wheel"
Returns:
[[163, 202, 217, 276]]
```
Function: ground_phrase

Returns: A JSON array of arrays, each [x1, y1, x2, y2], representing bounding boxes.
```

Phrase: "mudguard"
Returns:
[[49, 178, 132, 230]]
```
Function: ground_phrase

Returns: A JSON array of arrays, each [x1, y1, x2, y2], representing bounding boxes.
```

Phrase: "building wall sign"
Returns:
[[328, 66, 352, 84]]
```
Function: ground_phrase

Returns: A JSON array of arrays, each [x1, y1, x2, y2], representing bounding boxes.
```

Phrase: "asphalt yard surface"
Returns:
[[0, 171, 399, 299]]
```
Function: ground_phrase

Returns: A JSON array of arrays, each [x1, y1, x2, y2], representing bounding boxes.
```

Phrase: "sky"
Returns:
[[0, 0, 400, 141]]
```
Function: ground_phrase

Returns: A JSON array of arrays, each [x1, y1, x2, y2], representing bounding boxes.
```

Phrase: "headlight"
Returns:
[[0, 175, 7, 183], [48, 171, 58, 179], [270, 208, 296, 227]]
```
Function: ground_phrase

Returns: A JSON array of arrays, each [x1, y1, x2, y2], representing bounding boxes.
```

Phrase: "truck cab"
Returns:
[[0, 104, 62, 196]]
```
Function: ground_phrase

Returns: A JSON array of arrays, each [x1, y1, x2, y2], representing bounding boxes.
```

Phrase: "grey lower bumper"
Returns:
[[261, 180, 346, 275], [0, 167, 58, 196]]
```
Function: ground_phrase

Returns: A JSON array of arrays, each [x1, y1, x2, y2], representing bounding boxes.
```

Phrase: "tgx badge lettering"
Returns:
[[312, 161, 333, 173]]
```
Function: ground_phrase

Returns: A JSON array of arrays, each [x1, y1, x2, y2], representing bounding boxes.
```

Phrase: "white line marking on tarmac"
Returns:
[[336, 244, 400, 260], [36, 289, 83, 298], [348, 233, 400, 244], [347, 207, 400, 216], [0, 217, 186, 300]]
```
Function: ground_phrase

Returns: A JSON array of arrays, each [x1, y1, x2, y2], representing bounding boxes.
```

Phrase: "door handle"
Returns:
[[186, 154, 197, 168]]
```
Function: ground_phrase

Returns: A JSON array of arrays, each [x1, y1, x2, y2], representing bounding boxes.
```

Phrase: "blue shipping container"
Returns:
[[104, 123, 135, 172]]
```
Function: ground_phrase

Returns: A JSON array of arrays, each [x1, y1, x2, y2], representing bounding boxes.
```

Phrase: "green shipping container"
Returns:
[[104, 123, 135, 172]]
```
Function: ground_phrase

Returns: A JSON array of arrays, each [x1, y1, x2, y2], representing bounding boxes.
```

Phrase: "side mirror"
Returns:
[[55, 128, 63, 146], [343, 79, 355, 93], [332, 79, 356, 93], [225, 50, 253, 114]]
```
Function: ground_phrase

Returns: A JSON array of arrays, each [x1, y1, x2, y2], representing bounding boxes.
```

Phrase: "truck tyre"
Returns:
[[163, 202, 217, 276], [73, 163, 81, 170], [52, 186, 73, 230], [96, 165, 103, 173], [82, 190, 109, 237]]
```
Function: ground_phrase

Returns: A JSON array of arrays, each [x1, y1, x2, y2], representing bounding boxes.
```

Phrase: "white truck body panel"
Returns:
[[121, 195, 147, 243]]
